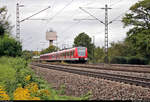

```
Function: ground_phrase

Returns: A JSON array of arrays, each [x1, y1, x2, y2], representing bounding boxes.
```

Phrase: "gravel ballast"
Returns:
[[31, 65, 150, 100]]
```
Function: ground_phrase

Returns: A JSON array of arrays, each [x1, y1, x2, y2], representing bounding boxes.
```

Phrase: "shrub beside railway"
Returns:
[[0, 57, 90, 100], [110, 56, 148, 65]]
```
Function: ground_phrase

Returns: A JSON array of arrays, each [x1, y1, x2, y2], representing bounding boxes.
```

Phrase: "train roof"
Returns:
[[40, 47, 86, 57]]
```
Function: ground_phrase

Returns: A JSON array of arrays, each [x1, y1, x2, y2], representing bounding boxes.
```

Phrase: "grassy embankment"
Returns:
[[0, 56, 91, 100]]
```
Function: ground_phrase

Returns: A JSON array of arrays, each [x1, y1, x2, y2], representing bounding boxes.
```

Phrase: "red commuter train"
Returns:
[[40, 47, 88, 63]]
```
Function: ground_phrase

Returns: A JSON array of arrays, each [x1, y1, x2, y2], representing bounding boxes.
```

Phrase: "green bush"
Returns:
[[110, 56, 128, 64], [0, 35, 22, 57], [110, 56, 148, 65], [128, 56, 148, 65], [0, 56, 91, 100]]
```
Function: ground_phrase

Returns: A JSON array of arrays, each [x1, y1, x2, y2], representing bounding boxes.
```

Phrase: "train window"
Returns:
[[69, 51, 70, 56], [70, 51, 72, 56], [72, 51, 74, 56], [77, 47, 86, 56], [67, 52, 69, 56], [56, 54, 57, 58]]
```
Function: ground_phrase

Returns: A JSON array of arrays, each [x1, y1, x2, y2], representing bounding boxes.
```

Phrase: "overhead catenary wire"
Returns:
[[20, 6, 51, 22], [82, 0, 97, 7], [60, 20, 81, 35], [79, 7, 105, 24], [22, 0, 134, 52], [109, 9, 130, 24], [44, 0, 94, 47], [50, 0, 56, 16], [48, 0, 74, 21], [109, 0, 124, 7]]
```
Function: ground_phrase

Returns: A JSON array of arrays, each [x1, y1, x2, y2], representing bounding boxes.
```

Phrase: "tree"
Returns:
[[0, 6, 12, 36], [22, 50, 33, 60], [94, 47, 105, 63], [0, 6, 22, 57], [109, 41, 136, 57], [73, 32, 95, 60], [0, 35, 22, 57], [122, 0, 150, 59], [40, 45, 59, 54]]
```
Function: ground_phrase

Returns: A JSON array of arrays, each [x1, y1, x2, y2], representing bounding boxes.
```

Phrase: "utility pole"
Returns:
[[101, 4, 112, 64], [76, 4, 112, 64], [93, 36, 95, 64], [16, 3, 19, 41], [16, 3, 24, 41], [16, 3, 50, 42]]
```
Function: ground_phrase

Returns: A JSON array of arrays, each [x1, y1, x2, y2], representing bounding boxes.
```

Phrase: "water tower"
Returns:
[[46, 29, 57, 46]]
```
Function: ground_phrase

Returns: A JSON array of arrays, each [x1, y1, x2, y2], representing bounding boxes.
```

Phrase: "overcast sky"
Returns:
[[0, 0, 140, 51]]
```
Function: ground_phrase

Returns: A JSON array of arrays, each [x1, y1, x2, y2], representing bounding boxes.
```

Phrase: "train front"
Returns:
[[76, 47, 88, 63]]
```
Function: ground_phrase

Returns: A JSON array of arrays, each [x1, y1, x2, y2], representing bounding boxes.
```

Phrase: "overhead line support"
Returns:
[[16, 3, 50, 42], [101, 4, 112, 64], [77, 4, 112, 64], [20, 6, 51, 22]]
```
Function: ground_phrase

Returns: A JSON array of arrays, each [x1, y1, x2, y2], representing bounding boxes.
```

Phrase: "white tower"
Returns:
[[46, 30, 57, 46]]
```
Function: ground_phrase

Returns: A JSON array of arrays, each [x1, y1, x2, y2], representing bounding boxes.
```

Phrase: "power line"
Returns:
[[79, 7, 105, 24], [60, 20, 81, 35], [45, 0, 97, 29], [16, 3, 50, 42], [48, 0, 74, 21], [52, 0, 56, 9], [109, 0, 123, 7], [20, 6, 50, 22], [50, 0, 56, 16], [76, 4, 112, 64], [109, 9, 130, 24], [54, 1, 96, 37], [82, 1, 97, 7]]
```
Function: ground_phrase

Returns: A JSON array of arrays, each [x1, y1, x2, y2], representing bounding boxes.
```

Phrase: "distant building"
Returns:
[[46, 29, 57, 46]]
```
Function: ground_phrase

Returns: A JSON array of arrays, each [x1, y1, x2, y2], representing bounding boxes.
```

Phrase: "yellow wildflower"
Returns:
[[25, 75, 31, 81], [25, 82, 38, 94], [0, 93, 10, 100], [13, 87, 31, 100], [0, 86, 10, 100], [39, 89, 50, 96], [31, 97, 40, 100]]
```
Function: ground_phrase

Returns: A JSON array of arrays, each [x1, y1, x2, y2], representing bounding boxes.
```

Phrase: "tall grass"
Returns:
[[0, 64, 16, 85], [0, 56, 91, 100]]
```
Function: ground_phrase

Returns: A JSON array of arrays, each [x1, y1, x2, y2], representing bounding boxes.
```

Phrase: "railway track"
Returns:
[[41, 62, 150, 73], [31, 62, 150, 88]]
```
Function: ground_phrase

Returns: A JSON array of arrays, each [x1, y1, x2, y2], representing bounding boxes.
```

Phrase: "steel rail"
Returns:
[[31, 63, 150, 88], [41, 62, 150, 73]]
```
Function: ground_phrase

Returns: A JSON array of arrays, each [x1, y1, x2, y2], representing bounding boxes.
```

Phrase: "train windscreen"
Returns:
[[77, 47, 86, 56]]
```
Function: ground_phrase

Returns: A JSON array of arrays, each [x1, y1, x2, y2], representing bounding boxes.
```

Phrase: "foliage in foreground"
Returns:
[[0, 35, 22, 57], [0, 57, 91, 100]]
